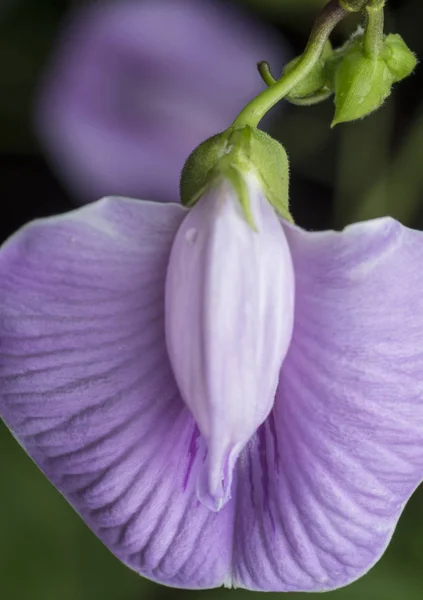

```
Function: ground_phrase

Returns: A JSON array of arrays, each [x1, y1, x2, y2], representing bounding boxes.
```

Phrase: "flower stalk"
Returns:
[[364, 0, 386, 58], [233, 0, 397, 126], [232, 0, 348, 128]]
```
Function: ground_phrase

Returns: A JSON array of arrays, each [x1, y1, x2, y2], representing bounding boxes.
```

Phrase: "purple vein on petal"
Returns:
[[248, 443, 256, 512], [258, 424, 276, 532], [268, 410, 280, 473], [184, 424, 201, 490]]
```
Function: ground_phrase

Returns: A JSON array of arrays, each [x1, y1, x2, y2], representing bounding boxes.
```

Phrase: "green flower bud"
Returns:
[[332, 43, 393, 126], [383, 33, 417, 83], [284, 41, 333, 103], [180, 126, 291, 226], [331, 28, 416, 126]]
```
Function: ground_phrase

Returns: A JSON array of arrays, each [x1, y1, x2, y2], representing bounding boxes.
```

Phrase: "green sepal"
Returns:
[[222, 164, 257, 230], [180, 126, 292, 226], [383, 33, 417, 83], [179, 129, 231, 209]]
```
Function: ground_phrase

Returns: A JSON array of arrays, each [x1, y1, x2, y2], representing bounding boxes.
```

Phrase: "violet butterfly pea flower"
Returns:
[[2, 174, 423, 591], [35, 0, 283, 203]]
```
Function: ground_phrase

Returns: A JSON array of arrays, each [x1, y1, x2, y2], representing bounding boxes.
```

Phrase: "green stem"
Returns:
[[364, 1, 385, 58], [232, 0, 348, 128]]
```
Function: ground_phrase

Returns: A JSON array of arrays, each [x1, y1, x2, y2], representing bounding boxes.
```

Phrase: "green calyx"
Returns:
[[331, 37, 391, 126], [328, 1, 416, 125], [180, 126, 292, 227], [330, 31, 416, 126], [383, 33, 418, 83]]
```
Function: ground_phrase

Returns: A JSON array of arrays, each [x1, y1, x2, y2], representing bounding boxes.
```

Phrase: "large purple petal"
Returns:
[[233, 218, 423, 591], [35, 0, 284, 203], [0, 198, 233, 588]]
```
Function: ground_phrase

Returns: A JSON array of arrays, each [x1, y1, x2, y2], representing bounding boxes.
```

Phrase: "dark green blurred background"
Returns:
[[2, 1, 423, 598]]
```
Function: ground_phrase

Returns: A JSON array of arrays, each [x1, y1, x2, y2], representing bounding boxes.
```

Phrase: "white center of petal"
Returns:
[[165, 174, 295, 511]]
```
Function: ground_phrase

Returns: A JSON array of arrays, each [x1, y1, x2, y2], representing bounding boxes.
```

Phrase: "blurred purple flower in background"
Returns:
[[35, 0, 284, 203]]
